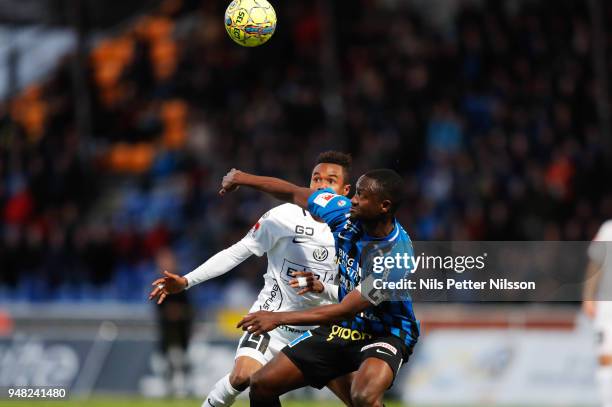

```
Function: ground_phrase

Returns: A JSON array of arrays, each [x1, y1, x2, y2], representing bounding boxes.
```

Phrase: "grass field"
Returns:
[[0, 399, 405, 407]]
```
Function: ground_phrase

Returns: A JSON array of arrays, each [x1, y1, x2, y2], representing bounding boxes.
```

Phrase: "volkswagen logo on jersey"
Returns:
[[313, 247, 329, 262]]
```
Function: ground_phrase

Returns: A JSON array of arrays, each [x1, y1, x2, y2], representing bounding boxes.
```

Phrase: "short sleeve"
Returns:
[[240, 209, 286, 257], [307, 189, 351, 233]]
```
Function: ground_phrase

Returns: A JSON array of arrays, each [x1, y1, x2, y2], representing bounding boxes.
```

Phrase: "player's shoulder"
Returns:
[[594, 219, 612, 241], [397, 222, 412, 241], [266, 203, 308, 222]]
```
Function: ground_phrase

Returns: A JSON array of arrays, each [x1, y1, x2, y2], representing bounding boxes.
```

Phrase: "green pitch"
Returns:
[[0, 398, 404, 407]]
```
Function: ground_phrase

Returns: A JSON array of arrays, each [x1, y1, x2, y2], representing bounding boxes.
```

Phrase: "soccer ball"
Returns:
[[224, 0, 277, 47]]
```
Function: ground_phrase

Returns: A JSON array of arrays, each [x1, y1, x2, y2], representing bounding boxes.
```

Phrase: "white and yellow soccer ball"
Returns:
[[224, 0, 277, 47]]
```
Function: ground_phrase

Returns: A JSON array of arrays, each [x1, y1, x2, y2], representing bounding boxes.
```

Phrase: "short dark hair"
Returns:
[[363, 169, 405, 213], [315, 151, 352, 182]]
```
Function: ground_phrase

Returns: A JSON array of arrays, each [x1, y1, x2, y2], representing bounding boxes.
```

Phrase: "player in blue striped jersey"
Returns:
[[220, 168, 419, 407], [305, 185, 419, 348]]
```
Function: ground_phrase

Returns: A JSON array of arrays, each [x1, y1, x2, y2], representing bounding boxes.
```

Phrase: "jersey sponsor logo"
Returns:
[[261, 279, 283, 311], [277, 325, 308, 334], [293, 225, 314, 243], [288, 331, 312, 347], [313, 247, 329, 262], [337, 247, 361, 282], [295, 225, 314, 235], [281, 259, 335, 285], [360, 341, 398, 355], [327, 325, 372, 342], [313, 193, 337, 208]]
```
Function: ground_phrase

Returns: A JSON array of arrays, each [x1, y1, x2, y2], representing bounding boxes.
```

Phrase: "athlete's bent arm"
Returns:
[[219, 169, 313, 209], [237, 290, 370, 336], [289, 271, 339, 301]]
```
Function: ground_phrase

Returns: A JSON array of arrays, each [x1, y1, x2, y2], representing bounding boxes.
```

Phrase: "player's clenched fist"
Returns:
[[237, 311, 281, 336], [219, 168, 242, 195]]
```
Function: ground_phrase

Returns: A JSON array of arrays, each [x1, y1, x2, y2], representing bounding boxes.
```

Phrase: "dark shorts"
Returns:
[[281, 324, 413, 389]]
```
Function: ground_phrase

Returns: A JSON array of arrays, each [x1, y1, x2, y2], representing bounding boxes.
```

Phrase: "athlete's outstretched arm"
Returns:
[[149, 240, 252, 304], [219, 168, 313, 210], [237, 290, 370, 336]]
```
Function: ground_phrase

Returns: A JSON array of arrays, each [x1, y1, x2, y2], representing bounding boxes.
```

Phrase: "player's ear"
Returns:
[[380, 199, 393, 214], [342, 184, 351, 196]]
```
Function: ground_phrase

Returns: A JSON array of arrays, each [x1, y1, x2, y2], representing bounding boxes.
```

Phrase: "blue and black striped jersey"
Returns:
[[307, 189, 420, 347]]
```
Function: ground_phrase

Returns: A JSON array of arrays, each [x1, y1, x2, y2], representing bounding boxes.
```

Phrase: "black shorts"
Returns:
[[281, 324, 413, 389]]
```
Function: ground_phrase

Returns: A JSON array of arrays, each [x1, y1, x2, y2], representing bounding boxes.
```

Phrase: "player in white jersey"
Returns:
[[583, 220, 612, 407], [148, 151, 352, 407]]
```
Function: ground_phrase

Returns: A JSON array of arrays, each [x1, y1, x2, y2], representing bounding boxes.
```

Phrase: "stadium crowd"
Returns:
[[0, 0, 610, 302]]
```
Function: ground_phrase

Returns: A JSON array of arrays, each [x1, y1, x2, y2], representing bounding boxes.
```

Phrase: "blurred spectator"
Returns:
[[154, 247, 193, 397]]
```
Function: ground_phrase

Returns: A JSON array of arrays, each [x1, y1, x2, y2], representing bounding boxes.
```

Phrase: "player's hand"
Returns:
[[290, 271, 324, 295], [582, 300, 597, 319], [237, 311, 280, 335], [219, 168, 242, 196], [148, 271, 188, 305]]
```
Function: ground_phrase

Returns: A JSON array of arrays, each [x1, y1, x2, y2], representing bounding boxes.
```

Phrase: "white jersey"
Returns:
[[241, 203, 338, 328]]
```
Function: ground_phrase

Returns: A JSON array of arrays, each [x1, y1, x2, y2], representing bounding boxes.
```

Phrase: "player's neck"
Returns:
[[363, 217, 395, 238]]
